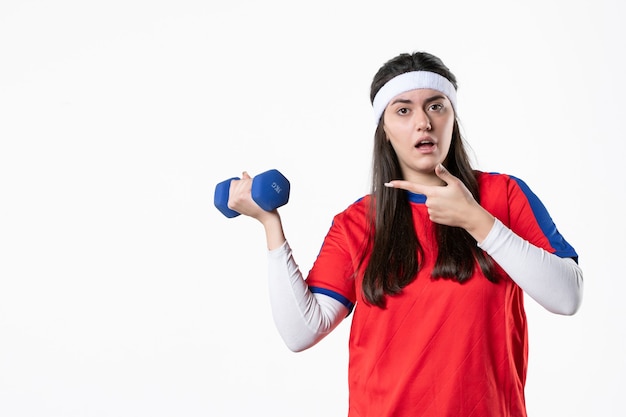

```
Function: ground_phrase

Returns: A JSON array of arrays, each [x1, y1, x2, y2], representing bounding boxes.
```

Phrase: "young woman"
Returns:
[[226, 51, 583, 417]]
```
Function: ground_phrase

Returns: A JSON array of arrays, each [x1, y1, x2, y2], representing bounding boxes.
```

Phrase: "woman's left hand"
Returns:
[[384, 164, 495, 242]]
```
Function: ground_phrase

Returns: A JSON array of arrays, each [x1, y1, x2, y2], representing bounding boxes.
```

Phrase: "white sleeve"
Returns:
[[478, 218, 583, 315], [267, 241, 348, 352]]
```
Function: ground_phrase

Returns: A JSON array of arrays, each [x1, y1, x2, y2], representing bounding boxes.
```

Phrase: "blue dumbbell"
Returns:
[[214, 169, 291, 218]]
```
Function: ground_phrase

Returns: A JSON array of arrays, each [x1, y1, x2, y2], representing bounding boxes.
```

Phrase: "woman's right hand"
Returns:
[[229, 171, 286, 250], [228, 171, 280, 224]]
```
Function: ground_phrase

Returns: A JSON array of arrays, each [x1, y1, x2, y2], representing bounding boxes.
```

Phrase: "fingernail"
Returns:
[[384, 182, 393, 187]]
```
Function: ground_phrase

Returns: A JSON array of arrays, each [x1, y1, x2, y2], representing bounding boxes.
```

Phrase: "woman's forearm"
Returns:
[[478, 218, 583, 315]]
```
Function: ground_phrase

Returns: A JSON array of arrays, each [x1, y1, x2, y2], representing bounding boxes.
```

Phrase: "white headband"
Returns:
[[372, 71, 457, 124]]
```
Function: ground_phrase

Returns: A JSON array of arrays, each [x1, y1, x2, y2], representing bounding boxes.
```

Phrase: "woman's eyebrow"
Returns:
[[389, 98, 413, 106], [389, 94, 447, 107], [424, 94, 447, 104]]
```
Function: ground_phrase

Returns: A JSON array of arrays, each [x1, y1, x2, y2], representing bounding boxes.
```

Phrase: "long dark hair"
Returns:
[[361, 51, 498, 308]]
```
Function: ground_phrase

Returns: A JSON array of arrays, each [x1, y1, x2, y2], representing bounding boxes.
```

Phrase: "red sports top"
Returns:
[[305, 172, 578, 417]]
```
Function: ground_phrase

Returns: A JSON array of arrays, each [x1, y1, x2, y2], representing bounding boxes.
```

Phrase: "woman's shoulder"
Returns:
[[475, 170, 527, 188], [475, 170, 534, 192], [322, 195, 371, 233], [475, 170, 544, 216], [332, 194, 371, 220], [342, 194, 371, 213]]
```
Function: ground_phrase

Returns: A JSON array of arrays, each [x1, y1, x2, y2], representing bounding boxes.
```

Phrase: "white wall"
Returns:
[[0, 0, 623, 416]]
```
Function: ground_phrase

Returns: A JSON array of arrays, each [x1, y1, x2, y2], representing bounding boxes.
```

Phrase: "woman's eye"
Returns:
[[397, 107, 410, 115], [429, 103, 444, 111]]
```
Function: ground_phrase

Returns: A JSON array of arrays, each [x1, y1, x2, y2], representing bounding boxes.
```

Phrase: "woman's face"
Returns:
[[382, 88, 455, 185]]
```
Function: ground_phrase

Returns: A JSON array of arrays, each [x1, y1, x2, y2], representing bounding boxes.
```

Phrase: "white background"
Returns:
[[1, 1, 624, 416]]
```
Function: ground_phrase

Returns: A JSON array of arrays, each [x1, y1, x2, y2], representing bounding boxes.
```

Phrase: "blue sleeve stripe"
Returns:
[[509, 175, 579, 261], [309, 286, 355, 315]]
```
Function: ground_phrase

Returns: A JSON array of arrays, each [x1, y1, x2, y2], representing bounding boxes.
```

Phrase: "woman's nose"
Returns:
[[416, 111, 432, 131]]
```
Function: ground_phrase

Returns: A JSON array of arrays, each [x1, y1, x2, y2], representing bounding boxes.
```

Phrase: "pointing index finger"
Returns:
[[384, 180, 431, 195]]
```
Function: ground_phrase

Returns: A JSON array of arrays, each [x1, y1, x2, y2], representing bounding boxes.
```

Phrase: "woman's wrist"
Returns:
[[463, 205, 495, 244], [261, 212, 286, 250]]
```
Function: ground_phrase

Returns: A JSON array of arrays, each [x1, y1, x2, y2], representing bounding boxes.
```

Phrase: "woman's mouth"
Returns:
[[415, 139, 436, 153]]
